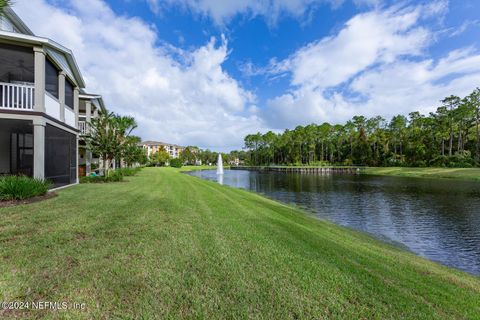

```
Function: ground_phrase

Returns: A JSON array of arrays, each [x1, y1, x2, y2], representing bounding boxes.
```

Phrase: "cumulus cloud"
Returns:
[[14, 0, 263, 150], [264, 1, 480, 129]]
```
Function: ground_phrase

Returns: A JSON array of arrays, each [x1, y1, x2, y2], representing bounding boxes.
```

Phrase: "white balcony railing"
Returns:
[[79, 121, 87, 134], [0, 82, 35, 110]]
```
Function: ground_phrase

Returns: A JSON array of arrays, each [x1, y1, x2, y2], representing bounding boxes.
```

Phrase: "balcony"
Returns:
[[79, 120, 87, 134], [0, 82, 35, 111]]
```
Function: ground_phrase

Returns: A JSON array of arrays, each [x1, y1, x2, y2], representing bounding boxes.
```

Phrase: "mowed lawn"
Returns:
[[363, 167, 480, 181], [0, 168, 479, 319]]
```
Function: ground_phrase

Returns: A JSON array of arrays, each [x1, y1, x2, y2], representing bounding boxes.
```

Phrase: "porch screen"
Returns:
[[10, 132, 33, 176], [65, 79, 74, 109], [0, 43, 34, 83], [45, 58, 59, 98], [45, 124, 76, 187]]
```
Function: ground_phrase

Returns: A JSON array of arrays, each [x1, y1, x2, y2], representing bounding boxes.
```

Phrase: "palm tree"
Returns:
[[84, 105, 139, 174], [111, 115, 137, 168], [84, 106, 116, 175], [0, 0, 11, 14]]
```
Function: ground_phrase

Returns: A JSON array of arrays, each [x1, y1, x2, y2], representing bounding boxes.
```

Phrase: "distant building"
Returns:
[[141, 141, 184, 159]]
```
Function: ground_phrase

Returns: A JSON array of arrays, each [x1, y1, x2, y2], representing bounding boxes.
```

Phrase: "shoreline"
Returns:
[[224, 165, 480, 181]]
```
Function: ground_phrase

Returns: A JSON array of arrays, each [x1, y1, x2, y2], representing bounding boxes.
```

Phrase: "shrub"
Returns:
[[429, 152, 474, 168], [169, 158, 183, 168], [81, 170, 123, 183], [80, 167, 142, 184], [118, 167, 141, 176], [106, 170, 124, 182], [80, 175, 106, 184], [0, 176, 50, 201]]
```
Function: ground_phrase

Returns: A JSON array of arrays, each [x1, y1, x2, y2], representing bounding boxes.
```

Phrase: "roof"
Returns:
[[142, 141, 184, 148], [0, 8, 86, 88], [79, 92, 105, 110], [2, 7, 34, 35]]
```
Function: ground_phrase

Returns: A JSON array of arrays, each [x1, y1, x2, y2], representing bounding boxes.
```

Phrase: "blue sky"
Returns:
[[14, 0, 480, 150]]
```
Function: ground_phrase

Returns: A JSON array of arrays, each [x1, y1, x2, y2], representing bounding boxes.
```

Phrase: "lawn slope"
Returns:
[[363, 167, 480, 181], [0, 168, 479, 319]]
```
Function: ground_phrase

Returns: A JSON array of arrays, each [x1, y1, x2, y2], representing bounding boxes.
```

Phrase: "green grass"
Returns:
[[363, 167, 480, 181], [0, 168, 479, 319]]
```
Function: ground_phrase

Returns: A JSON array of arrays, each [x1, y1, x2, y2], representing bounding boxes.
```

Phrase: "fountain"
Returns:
[[217, 153, 224, 175]]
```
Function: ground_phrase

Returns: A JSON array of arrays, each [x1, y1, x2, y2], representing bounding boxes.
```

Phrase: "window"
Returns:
[[65, 78, 74, 109], [45, 58, 59, 98]]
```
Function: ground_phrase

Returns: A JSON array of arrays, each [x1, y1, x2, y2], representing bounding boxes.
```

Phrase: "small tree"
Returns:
[[123, 136, 146, 167], [84, 106, 116, 176], [151, 149, 170, 166], [180, 146, 198, 165]]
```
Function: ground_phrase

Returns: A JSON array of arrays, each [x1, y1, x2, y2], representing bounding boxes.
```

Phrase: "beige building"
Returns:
[[142, 141, 184, 159]]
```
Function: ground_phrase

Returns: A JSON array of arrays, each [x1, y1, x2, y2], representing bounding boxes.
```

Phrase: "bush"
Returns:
[[80, 175, 106, 184], [169, 158, 183, 168], [0, 176, 50, 201], [80, 167, 142, 184], [118, 167, 141, 176], [106, 170, 124, 182], [81, 170, 124, 183], [429, 152, 474, 168]]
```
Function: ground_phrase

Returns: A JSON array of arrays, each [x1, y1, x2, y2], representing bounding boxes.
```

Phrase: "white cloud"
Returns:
[[264, 1, 480, 128], [12, 0, 480, 149], [147, 0, 345, 25], [14, 0, 263, 150], [278, 5, 431, 89]]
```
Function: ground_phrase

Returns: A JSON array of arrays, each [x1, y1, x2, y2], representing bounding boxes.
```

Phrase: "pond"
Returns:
[[186, 169, 480, 275]]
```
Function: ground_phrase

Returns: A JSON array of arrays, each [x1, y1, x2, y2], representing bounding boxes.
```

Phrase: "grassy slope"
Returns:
[[363, 167, 480, 181], [0, 168, 478, 319]]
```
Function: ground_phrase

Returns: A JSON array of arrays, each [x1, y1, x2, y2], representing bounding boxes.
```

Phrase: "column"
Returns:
[[33, 47, 46, 113], [58, 71, 66, 122], [74, 87, 80, 183], [73, 87, 79, 129], [76, 134, 79, 184], [85, 100, 92, 175], [33, 118, 45, 180]]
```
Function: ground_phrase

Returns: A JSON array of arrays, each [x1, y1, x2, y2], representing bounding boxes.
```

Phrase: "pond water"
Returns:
[[187, 169, 480, 275]]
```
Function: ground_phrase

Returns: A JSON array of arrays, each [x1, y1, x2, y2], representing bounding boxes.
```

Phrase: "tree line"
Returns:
[[240, 89, 480, 167]]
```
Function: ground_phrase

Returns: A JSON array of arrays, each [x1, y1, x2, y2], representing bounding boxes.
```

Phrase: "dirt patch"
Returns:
[[0, 192, 57, 208]]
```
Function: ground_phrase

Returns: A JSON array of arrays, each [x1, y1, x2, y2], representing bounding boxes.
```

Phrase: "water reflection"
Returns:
[[187, 169, 480, 275]]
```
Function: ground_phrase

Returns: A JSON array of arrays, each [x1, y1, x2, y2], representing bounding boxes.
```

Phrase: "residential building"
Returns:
[[0, 7, 85, 187], [78, 92, 103, 176], [141, 141, 184, 159]]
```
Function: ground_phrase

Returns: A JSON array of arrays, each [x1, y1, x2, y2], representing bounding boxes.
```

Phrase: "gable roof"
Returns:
[[2, 7, 34, 35]]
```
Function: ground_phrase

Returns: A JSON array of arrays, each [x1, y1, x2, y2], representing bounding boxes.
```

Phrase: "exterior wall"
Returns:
[[143, 143, 184, 159]]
